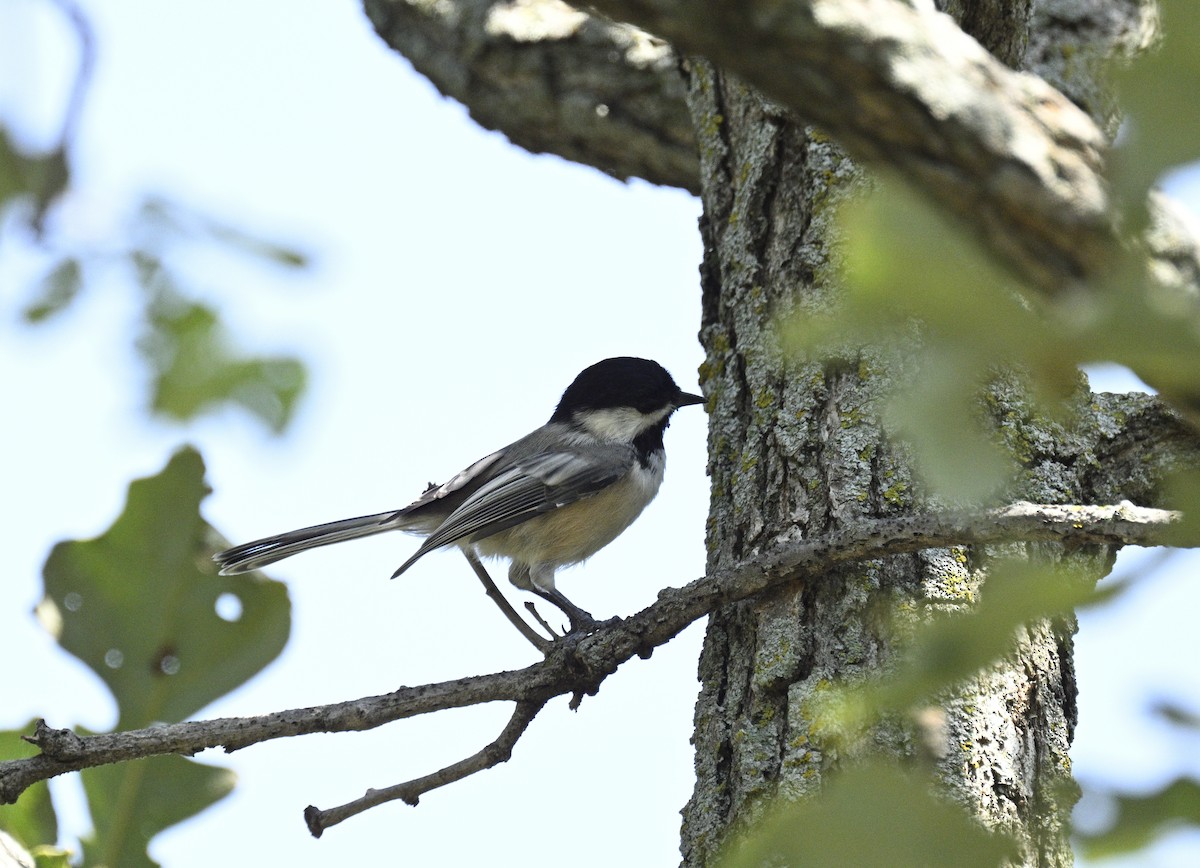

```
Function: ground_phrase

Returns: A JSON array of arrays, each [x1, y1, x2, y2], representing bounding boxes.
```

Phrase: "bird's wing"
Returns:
[[384, 448, 510, 523], [390, 447, 631, 577]]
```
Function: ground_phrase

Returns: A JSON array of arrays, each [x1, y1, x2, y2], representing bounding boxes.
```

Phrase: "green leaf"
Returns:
[[882, 348, 1011, 500], [1078, 779, 1200, 859], [137, 280, 306, 433], [783, 179, 1065, 499], [80, 757, 234, 868], [38, 446, 291, 729], [22, 259, 83, 324], [31, 846, 73, 868], [721, 762, 1017, 867], [788, 169, 1200, 496], [0, 725, 58, 853], [0, 129, 69, 212], [873, 559, 1101, 708], [36, 448, 287, 866], [1085, 271, 1200, 414], [0, 127, 31, 207], [1163, 469, 1200, 547], [80, 754, 235, 868], [30, 848, 73, 868], [813, 558, 1118, 733]]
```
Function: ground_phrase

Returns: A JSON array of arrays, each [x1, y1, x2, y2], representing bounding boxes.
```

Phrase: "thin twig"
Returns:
[[523, 601, 560, 639], [31, 0, 96, 234], [45, 0, 96, 148], [303, 699, 546, 837], [462, 549, 552, 652]]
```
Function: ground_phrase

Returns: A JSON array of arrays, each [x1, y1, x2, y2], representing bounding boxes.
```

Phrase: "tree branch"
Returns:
[[362, 0, 698, 191], [2, 501, 1190, 820], [303, 698, 547, 836], [1084, 391, 1199, 505]]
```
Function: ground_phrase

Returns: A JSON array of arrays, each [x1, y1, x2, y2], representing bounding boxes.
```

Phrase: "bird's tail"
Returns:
[[214, 511, 400, 575]]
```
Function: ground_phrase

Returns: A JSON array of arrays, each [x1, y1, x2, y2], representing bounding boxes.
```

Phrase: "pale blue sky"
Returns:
[[2, 1, 1197, 865]]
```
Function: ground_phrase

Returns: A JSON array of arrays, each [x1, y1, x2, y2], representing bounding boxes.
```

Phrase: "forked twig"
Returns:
[[303, 699, 547, 836], [523, 601, 560, 638]]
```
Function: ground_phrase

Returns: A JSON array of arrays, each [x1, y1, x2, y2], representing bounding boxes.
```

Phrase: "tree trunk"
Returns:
[[679, 2, 1158, 865]]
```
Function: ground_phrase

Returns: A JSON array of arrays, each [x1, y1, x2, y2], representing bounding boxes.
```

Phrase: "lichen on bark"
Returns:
[[679, 3, 1176, 865]]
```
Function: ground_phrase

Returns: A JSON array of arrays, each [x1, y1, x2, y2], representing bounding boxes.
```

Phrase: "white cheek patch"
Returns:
[[639, 451, 666, 487], [577, 406, 671, 441]]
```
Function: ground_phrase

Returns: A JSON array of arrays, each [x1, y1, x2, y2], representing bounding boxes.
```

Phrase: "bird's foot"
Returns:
[[566, 610, 599, 635]]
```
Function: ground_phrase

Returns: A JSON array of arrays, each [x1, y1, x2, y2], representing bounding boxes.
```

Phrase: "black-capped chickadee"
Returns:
[[214, 357, 704, 630]]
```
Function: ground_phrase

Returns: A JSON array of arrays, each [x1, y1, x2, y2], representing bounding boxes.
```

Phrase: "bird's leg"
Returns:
[[461, 550, 553, 651], [531, 587, 597, 634], [514, 563, 599, 635]]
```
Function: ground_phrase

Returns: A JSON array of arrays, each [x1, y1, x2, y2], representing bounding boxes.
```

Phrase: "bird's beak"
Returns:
[[676, 391, 705, 408]]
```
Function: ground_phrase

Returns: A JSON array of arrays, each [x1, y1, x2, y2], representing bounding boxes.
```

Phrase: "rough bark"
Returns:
[[1024, 0, 1159, 135], [680, 2, 1168, 866], [362, 0, 698, 190]]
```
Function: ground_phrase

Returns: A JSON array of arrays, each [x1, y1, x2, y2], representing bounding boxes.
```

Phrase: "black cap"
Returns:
[[550, 357, 702, 422]]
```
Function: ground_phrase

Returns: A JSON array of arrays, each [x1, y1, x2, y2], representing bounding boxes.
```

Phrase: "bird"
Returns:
[[213, 357, 704, 631]]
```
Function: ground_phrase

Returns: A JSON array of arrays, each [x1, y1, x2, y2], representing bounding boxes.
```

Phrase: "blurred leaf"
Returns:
[[0, 726, 57, 853], [12, 187, 311, 433], [39, 446, 291, 729], [1152, 700, 1200, 731], [7, 117, 313, 430], [835, 189, 1042, 363], [138, 278, 306, 433], [1099, 1, 1200, 414], [36, 448, 286, 866], [22, 259, 83, 324], [883, 348, 1011, 500], [1085, 265, 1200, 414], [819, 559, 1118, 730], [79, 754, 235, 868], [139, 195, 309, 269], [787, 169, 1200, 496], [0, 127, 30, 206], [783, 180, 1070, 499], [1077, 779, 1200, 859], [1163, 469, 1200, 546], [29, 148, 70, 225], [30, 847, 72, 868], [1111, 0, 1200, 217], [0, 131, 71, 223], [876, 559, 1102, 708], [722, 762, 1017, 867]]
